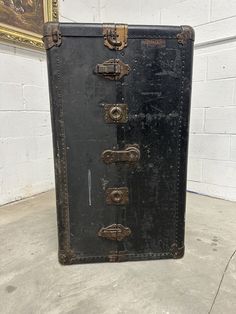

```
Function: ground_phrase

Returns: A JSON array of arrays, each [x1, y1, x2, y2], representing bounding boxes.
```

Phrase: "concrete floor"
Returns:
[[0, 191, 236, 314]]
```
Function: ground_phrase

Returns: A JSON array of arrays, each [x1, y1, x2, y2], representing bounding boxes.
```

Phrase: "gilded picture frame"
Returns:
[[0, 0, 59, 50]]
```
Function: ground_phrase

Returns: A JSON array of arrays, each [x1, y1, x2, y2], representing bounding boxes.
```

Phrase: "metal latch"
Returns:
[[98, 224, 131, 241], [95, 59, 130, 80], [106, 187, 129, 205], [102, 145, 140, 165], [104, 104, 128, 123], [103, 24, 128, 51]]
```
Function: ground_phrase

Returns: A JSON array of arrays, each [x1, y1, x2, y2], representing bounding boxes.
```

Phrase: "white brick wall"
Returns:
[[0, 44, 54, 205], [1, 0, 236, 204], [231, 136, 236, 161], [205, 107, 236, 133], [161, 0, 210, 26], [189, 108, 205, 133], [208, 48, 236, 80], [192, 80, 235, 107], [189, 134, 231, 160], [182, 16, 236, 201], [210, 0, 236, 21]]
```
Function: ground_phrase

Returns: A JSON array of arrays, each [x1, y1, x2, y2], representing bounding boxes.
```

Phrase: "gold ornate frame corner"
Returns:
[[0, 0, 59, 50]]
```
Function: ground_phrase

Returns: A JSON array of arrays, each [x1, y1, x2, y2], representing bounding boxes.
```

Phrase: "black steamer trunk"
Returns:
[[44, 23, 194, 264]]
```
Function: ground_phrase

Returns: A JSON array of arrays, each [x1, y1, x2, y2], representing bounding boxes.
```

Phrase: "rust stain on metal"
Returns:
[[103, 24, 128, 51], [177, 25, 195, 45], [43, 22, 61, 50], [98, 224, 131, 241]]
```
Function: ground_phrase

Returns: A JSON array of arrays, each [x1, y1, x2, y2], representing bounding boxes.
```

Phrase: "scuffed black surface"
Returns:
[[45, 23, 194, 264]]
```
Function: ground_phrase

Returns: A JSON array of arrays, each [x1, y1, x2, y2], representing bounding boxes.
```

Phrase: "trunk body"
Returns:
[[44, 23, 194, 264]]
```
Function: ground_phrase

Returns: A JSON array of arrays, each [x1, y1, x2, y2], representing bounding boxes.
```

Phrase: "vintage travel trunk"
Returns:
[[44, 22, 194, 264]]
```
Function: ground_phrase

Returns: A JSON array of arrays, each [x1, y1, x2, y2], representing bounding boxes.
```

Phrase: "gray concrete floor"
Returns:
[[0, 191, 236, 314]]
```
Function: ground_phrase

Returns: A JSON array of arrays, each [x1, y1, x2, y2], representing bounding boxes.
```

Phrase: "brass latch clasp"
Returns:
[[103, 24, 128, 51], [98, 224, 131, 241], [95, 59, 130, 80], [101, 145, 140, 165]]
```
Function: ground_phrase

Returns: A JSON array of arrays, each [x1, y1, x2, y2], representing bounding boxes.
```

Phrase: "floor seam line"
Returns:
[[208, 248, 236, 314]]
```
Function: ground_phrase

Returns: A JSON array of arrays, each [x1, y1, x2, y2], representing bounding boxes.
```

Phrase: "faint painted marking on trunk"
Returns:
[[101, 178, 109, 190], [142, 39, 166, 48], [88, 169, 92, 206]]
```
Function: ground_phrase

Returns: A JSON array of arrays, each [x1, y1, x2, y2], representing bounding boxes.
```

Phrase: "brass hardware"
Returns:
[[102, 145, 140, 165], [98, 224, 131, 241], [106, 187, 129, 205], [170, 243, 185, 258], [110, 107, 122, 120], [177, 25, 195, 45], [108, 250, 128, 262], [103, 24, 128, 51], [104, 104, 128, 123], [43, 22, 61, 50], [95, 59, 130, 81]]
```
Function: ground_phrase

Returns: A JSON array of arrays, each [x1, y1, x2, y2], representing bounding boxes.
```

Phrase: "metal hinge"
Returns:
[[43, 22, 62, 50], [103, 24, 128, 51], [98, 224, 131, 241], [95, 59, 130, 81], [102, 145, 140, 165]]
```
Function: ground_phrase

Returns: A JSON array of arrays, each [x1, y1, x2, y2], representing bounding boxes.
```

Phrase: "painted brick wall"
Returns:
[[188, 40, 236, 201], [1, 0, 236, 204], [0, 45, 54, 205]]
